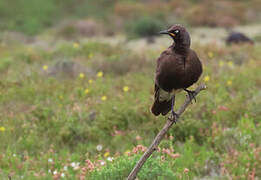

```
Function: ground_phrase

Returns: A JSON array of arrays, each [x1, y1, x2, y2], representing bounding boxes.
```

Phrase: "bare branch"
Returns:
[[127, 84, 207, 180]]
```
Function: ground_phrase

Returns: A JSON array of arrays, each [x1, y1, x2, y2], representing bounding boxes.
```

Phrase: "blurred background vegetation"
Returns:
[[1, 0, 261, 35], [0, 0, 261, 179]]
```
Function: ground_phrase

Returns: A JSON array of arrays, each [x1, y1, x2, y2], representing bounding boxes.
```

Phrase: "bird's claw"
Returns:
[[170, 111, 179, 123]]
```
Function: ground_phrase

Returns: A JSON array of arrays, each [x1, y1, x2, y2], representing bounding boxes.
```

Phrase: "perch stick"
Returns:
[[127, 84, 207, 180]]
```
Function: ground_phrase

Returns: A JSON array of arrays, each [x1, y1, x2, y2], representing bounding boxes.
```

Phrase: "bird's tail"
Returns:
[[151, 97, 172, 116]]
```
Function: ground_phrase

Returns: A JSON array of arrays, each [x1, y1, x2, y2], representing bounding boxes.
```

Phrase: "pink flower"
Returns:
[[170, 153, 180, 159], [161, 156, 165, 161], [218, 105, 229, 111], [184, 168, 189, 173], [132, 145, 147, 154], [136, 135, 141, 140], [212, 110, 217, 114], [85, 159, 95, 172], [111, 126, 125, 136]]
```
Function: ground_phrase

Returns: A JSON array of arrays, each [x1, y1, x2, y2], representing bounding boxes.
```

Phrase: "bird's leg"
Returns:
[[171, 95, 179, 123], [184, 89, 196, 103]]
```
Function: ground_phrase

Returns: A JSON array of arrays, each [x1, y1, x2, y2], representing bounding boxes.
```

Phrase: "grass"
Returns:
[[0, 30, 261, 179]]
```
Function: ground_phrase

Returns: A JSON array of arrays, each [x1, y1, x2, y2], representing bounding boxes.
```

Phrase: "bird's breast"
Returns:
[[156, 58, 185, 91]]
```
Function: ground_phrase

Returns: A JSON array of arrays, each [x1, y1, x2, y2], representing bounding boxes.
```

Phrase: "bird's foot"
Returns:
[[170, 111, 179, 123], [184, 89, 196, 103]]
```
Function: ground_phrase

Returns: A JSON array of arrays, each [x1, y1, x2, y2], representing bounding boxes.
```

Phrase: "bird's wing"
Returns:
[[155, 50, 170, 84], [151, 83, 172, 116], [156, 50, 169, 72], [154, 83, 160, 100], [151, 52, 173, 116]]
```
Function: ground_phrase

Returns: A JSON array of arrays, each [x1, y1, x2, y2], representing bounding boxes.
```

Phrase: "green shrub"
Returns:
[[0, 0, 58, 35], [126, 17, 164, 38], [89, 154, 176, 180], [0, 57, 12, 71]]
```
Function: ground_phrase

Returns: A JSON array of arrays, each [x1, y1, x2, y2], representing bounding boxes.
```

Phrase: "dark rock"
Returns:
[[89, 111, 96, 121], [226, 32, 254, 45]]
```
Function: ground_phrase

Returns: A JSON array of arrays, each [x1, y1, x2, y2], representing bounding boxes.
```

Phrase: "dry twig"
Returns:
[[127, 84, 207, 180]]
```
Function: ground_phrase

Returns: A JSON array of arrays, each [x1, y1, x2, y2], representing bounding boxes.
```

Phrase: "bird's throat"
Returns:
[[173, 31, 191, 55], [173, 43, 189, 55]]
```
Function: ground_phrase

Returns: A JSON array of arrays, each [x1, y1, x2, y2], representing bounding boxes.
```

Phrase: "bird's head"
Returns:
[[159, 24, 191, 48]]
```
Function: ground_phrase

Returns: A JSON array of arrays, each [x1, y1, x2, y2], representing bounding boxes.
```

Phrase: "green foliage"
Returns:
[[254, 34, 261, 42], [0, 0, 58, 35], [127, 17, 164, 38], [1, 0, 261, 34], [0, 57, 12, 71], [0, 0, 113, 35], [89, 154, 176, 180], [0, 28, 261, 179], [89, 139, 218, 179]]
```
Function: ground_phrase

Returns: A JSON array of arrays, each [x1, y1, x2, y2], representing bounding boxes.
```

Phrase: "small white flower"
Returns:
[[71, 162, 76, 167], [48, 169, 51, 173], [48, 158, 53, 163], [53, 170, 58, 175], [100, 161, 105, 166], [73, 166, 80, 170], [61, 173, 65, 178], [71, 162, 80, 170], [96, 145, 103, 151], [13, 154, 16, 157], [20, 176, 24, 179], [63, 166, 68, 171], [107, 157, 113, 162]]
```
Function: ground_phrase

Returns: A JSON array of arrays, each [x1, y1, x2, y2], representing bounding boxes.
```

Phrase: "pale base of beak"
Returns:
[[169, 33, 176, 38]]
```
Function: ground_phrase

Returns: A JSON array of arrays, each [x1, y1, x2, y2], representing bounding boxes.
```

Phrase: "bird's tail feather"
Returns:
[[151, 98, 172, 116]]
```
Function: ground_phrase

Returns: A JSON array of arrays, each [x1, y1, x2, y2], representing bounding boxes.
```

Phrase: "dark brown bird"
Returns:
[[151, 24, 202, 117]]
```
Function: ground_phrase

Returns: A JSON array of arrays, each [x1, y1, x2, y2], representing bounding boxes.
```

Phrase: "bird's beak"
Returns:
[[159, 30, 169, 35], [159, 30, 176, 38]]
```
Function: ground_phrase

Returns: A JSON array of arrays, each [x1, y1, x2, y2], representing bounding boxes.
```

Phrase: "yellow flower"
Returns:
[[228, 61, 233, 67], [88, 53, 93, 59], [73, 42, 79, 48], [88, 79, 93, 84], [124, 150, 131, 156], [59, 95, 63, 100], [79, 73, 85, 78], [204, 75, 210, 82], [101, 96, 107, 101], [97, 71, 103, 78], [104, 152, 110, 158], [43, 65, 48, 71], [249, 59, 255, 64], [84, 88, 90, 94], [219, 61, 224, 67], [27, 47, 33, 53], [227, 80, 232, 86], [123, 86, 129, 92], [0, 126, 5, 132], [208, 52, 214, 58]]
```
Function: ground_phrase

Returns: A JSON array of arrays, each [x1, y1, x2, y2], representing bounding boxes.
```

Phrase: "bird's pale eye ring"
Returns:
[[174, 30, 179, 34]]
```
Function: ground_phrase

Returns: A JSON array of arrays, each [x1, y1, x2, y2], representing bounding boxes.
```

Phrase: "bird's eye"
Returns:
[[174, 30, 179, 34]]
